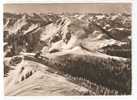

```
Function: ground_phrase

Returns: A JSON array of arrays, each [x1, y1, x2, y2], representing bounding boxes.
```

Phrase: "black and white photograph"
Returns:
[[3, 3, 132, 96]]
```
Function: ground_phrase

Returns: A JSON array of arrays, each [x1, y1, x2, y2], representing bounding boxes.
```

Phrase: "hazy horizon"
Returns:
[[4, 3, 131, 14]]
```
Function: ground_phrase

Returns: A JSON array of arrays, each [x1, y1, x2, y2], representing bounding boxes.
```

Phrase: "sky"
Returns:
[[4, 3, 131, 14]]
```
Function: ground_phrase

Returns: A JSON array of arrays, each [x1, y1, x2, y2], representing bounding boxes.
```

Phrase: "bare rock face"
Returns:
[[4, 12, 131, 95], [4, 13, 60, 55]]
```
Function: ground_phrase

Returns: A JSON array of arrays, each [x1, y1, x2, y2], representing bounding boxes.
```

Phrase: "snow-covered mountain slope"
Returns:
[[4, 12, 131, 95], [5, 60, 90, 96]]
